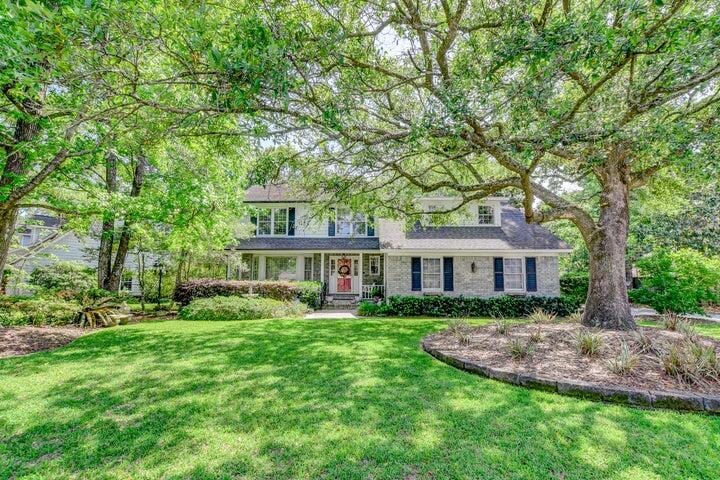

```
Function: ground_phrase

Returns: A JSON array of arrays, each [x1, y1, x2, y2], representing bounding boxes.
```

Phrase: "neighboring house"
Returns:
[[234, 185, 570, 304], [8, 213, 143, 295]]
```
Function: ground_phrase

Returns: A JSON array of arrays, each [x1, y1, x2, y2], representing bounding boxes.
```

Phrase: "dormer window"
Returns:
[[478, 205, 494, 225], [336, 208, 366, 236]]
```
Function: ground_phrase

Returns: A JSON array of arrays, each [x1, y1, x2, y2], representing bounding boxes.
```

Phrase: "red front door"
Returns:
[[336, 258, 352, 292]]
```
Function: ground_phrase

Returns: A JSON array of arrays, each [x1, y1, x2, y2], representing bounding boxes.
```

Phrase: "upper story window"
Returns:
[[478, 205, 495, 225], [336, 208, 366, 236], [257, 208, 288, 236]]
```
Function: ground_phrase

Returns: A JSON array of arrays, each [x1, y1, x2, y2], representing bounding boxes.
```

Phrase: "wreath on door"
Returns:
[[338, 264, 351, 276]]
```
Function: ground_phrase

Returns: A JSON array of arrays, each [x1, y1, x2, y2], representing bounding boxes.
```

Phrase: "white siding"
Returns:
[[294, 204, 327, 237]]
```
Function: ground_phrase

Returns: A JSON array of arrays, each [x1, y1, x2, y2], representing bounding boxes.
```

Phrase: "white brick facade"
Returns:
[[385, 255, 560, 297]]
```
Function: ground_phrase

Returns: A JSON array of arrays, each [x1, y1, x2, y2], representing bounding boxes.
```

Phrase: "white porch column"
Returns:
[[383, 253, 387, 297], [358, 252, 363, 297], [296, 255, 304, 281], [258, 256, 266, 280], [320, 252, 325, 283]]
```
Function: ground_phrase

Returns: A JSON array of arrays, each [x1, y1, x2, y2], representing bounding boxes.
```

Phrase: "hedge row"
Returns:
[[178, 296, 309, 321], [173, 279, 323, 308], [384, 294, 582, 318]]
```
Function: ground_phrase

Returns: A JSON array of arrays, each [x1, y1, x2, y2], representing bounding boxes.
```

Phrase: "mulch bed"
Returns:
[[423, 322, 720, 396], [0, 326, 87, 359]]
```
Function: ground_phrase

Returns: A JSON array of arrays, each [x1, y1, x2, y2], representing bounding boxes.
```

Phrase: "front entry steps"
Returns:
[[325, 294, 360, 309]]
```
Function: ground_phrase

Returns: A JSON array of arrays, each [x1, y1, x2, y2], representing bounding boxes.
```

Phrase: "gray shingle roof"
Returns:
[[245, 184, 308, 202], [28, 214, 64, 228], [381, 207, 569, 250], [234, 236, 379, 251]]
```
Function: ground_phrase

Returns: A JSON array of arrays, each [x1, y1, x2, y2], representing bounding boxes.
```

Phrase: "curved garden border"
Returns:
[[421, 340, 720, 414]]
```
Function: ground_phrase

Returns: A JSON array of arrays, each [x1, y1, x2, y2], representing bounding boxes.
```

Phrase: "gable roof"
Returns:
[[380, 207, 570, 251]]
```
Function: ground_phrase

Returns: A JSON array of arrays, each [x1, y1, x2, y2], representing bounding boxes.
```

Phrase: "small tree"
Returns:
[[29, 262, 95, 298]]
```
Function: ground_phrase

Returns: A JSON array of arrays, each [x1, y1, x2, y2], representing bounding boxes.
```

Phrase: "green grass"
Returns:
[[1, 318, 720, 479]]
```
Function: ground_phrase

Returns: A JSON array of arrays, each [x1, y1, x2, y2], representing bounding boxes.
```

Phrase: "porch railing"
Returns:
[[361, 284, 384, 300]]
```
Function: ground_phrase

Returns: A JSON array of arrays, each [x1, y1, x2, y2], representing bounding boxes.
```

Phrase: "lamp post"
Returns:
[[153, 259, 165, 303]]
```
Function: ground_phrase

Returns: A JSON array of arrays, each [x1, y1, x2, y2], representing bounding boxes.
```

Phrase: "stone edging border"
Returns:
[[421, 340, 720, 414]]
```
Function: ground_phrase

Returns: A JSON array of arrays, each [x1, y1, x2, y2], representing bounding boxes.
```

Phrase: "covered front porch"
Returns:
[[238, 251, 385, 303]]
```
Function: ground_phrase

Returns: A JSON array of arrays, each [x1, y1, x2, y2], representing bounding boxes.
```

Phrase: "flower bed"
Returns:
[[422, 322, 720, 413]]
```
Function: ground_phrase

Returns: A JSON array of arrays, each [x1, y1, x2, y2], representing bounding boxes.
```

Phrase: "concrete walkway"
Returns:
[[632, 307, 720, 324], [305, 310, 358, 319]]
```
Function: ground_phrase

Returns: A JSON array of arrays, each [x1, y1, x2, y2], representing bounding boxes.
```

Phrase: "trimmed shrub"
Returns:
[[174, 279, 321, 307], [560, 272, 589, 304], [629, 248, 720, 314], [295, 281, 323, 309], [384, 295, 581, 318], [178, 296, 309, 321], [0, 297, 81, 326], [28, 262, 95, 298], [357, 300, 394, 317]]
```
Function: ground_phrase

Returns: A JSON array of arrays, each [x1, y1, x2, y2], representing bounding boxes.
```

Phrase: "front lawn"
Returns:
[[1, 318, 719, 479]]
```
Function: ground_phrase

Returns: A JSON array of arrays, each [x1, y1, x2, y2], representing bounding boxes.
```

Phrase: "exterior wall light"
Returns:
[[471, 261, 476, 273]]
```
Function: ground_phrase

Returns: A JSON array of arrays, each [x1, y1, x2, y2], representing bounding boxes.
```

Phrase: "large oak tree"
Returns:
[[221, 0, 720, 330]]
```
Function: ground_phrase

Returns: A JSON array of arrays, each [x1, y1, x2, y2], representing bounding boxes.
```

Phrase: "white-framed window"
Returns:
[[503, 257, 524, 291], [336, 208, 367, 236], [478, 205, 495, 225], [121, 272, 133, 292], [273, 208, 288, 235], [256, 208, 288, 236], [353, 258, 359, 276], [265, 256, 297, 280], [369, 255, 380, 276], [422, 257, 442, 291], [304, 256, 314, 281]]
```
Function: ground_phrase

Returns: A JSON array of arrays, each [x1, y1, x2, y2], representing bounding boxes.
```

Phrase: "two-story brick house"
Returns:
[[235, 184, 570, 303]]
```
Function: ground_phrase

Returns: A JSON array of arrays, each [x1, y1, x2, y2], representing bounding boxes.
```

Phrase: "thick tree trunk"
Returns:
[[0, 207, 19, 293], [107, 222, 132, 292], [0, 105, 42, 288], [136, 251, 146, 312], [581, 148, 636, 330], [101, 156, 147, 293], [98, 152, 118, 290]]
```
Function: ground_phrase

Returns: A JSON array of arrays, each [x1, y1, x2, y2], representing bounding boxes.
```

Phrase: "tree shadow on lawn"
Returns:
[[1, 319, 719, 479]]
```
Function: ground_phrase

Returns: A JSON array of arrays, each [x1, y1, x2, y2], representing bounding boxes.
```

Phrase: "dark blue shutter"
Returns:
[[328, 208, 335, 236], [250, 215, 257, 236], [411, 257, 422, 291], [443, 257, 454, 292], [367, 215, 375, 236], [288, 207, 296, 236], [493, 257, 504, 291], [526, 257, 537, 292]]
